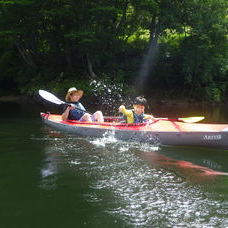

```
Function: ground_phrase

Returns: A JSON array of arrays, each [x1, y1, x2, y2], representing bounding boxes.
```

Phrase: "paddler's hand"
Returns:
[[67, 105, 75, 110], [144, 114, 155, 120], [119, 105, 125, 112], [62, 105, 74, 121], [148, 115, 154, 119]]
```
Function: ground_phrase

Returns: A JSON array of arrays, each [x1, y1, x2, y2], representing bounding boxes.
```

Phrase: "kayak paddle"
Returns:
[[39, 89, 65, 105], [176, 116, 205, 123], [38, 89, 92, 114], [155, 116, 205, 123]]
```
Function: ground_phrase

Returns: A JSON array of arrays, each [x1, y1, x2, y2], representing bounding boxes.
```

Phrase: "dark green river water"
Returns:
[[0, 102, 227, 227]]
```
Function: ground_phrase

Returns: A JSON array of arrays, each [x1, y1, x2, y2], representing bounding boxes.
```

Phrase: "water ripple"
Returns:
[[38, 131, 228, 227]]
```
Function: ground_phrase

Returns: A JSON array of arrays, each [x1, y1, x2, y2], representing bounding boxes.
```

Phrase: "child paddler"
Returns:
[[118, 96, 154, 123]]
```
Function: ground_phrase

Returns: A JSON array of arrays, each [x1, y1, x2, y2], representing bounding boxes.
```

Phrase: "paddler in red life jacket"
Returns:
[[61, 87, 104, 122], [118, 96, 154, 123]]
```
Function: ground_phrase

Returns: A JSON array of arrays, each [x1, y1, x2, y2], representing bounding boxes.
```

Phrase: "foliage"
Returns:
[[0, 0, 227, 102]]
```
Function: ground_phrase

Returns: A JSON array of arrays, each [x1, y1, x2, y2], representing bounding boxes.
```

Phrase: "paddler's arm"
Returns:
[[119, 105, 132, 115], [62, 105, 74, 121], [144, 114, 155, 120], [119, 105, 134, 123]]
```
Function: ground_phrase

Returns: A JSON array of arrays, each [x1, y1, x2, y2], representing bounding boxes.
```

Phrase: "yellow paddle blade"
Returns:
[[178, 116, 205, 123]]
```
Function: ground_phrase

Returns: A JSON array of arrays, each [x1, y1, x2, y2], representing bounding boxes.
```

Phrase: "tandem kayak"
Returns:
[[41, 113, 228, 149]]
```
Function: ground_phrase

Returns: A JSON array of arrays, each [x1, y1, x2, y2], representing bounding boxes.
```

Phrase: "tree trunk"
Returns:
[[115, 0, 129, 36], [65, 39, 72, 71], [15, 41, 37, 69], [149, 16, 159, 45], [136, 16, 160, 90], [86, 54, 97, 78]]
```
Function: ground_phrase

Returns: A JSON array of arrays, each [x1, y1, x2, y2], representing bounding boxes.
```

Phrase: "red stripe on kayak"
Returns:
[[170, 120, 182, 132]]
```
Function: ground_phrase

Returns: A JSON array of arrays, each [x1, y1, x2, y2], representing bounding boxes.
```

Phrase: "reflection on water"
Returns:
[[32, 131, 65, 190], [136, 150, 228, 183], [40, 156, 58, 190], [38, 128, 228, 227]]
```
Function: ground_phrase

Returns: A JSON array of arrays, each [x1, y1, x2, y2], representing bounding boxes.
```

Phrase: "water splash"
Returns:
[[90, 79, 133, 114], [89, 130, 117, 147]]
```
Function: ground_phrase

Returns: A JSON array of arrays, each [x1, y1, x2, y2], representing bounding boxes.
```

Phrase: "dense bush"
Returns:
[[0, 0, 227, 102]]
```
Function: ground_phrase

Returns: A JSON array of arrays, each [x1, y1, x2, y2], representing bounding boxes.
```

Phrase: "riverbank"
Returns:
[[0, 94, 227, 107], [0, 94, 48, 105], [0, 95, 30, 103]]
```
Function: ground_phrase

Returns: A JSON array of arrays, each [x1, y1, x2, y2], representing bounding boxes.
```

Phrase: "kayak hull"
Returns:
[[41, 113, 228, 149]]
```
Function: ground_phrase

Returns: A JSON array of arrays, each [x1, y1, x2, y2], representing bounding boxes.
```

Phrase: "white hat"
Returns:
[[65, 87, 83, 102]]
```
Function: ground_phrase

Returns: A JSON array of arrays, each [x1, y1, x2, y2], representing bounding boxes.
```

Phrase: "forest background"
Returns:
[[0, 0, 227, 103]]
